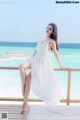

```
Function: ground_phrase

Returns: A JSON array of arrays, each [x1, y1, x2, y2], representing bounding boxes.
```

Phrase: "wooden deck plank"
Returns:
[[0, 104, 30, 120]]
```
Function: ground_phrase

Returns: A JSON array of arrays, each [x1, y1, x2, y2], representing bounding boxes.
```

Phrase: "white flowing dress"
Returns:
[[26, 39, 62, 111]]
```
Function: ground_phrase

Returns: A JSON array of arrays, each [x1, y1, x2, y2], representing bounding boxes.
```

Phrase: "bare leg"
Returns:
[[21, 72, 31, 114], [19, 62, 31, 96]]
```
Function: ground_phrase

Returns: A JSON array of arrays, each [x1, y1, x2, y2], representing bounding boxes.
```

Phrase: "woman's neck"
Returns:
[[46, 34, 50, 38], [45, 35, 50, 41]]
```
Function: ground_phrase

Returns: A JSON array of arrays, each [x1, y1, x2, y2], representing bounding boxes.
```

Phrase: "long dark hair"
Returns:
[[48, 23, 59, 51]]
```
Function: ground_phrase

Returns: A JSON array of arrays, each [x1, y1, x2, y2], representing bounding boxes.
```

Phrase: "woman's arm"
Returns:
[[50, 40, 62, 68]]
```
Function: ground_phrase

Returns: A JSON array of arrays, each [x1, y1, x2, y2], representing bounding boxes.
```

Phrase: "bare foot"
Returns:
[[21, 102, 29, 114]]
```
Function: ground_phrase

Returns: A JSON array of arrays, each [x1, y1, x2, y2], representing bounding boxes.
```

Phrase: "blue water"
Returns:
[[0, 42, 80, 100]]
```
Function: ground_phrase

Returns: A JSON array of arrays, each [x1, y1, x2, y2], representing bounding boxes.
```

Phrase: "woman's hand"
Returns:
[[60, 65, 69, 69]]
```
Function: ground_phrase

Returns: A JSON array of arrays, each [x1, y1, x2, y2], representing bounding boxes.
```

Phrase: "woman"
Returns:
[[19, 23, 67, 114]]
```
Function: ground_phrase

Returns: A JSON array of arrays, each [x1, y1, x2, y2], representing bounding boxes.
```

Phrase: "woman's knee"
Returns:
[[19, 62, 31, 70], [19, 64, 25, 71]]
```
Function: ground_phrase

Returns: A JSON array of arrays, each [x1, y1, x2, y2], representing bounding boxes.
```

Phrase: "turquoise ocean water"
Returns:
[[0, 42, 80, 100]]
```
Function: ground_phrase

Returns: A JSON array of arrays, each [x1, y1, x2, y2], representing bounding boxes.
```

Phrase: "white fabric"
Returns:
[[25, 40, 80, 120], [26, 105, 80, 120], [26, 40, 62, 108]]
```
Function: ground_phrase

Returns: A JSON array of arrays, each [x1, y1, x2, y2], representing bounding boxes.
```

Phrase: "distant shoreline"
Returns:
[[0, 41, 80, 49]]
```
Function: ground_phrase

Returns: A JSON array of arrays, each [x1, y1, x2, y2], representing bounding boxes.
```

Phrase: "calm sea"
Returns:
[[0, 41, 80, 100]]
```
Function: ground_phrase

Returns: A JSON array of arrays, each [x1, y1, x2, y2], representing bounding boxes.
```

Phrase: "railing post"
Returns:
[[67, 70, 71, 105]]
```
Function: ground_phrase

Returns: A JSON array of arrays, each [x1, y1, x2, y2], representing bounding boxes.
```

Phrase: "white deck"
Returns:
[[26, 104, 80, 120], [0, 102, 80, 120]]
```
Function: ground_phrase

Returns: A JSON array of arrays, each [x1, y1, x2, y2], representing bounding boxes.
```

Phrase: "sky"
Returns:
[[0, 0, 80, 43]]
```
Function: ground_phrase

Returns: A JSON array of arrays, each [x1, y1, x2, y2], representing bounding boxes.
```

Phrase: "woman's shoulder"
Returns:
[[39, 36, 45, 41], [49, 39, 56, 48], [49, 39, 56, 44], [38, 36, 44, 42]]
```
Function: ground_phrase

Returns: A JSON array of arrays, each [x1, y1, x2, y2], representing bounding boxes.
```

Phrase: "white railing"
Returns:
[[0, 67, 80, 105]]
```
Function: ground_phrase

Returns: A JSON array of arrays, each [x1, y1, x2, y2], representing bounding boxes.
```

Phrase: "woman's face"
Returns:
[[46, 25, 53, 35]]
